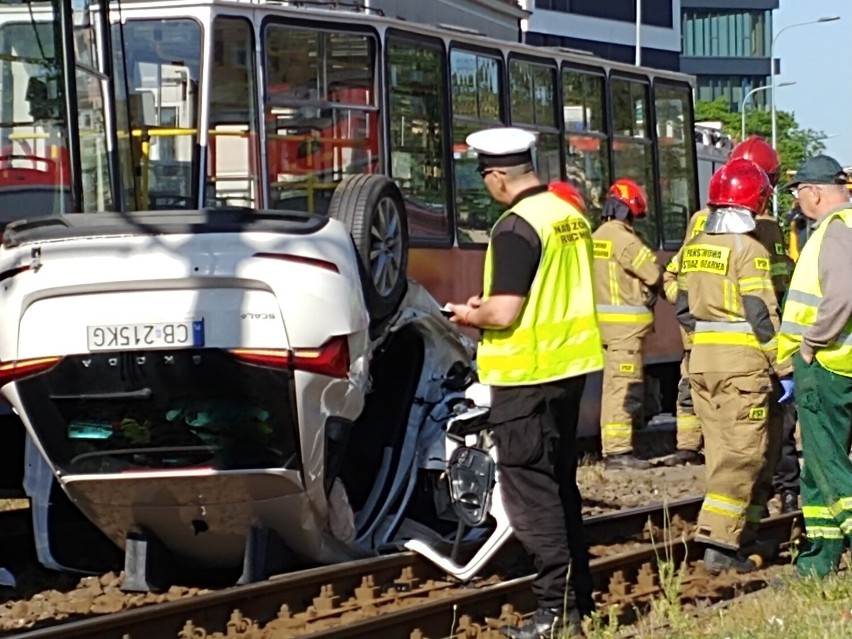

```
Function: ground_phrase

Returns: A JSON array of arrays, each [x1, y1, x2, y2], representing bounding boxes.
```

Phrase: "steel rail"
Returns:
[[13, 497, 706, 639], [300, 510, 801, 639]]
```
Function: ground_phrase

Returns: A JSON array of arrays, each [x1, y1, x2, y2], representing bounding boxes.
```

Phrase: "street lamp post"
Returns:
[[741, 82, 795, 140], [770, 16, 840, 216]]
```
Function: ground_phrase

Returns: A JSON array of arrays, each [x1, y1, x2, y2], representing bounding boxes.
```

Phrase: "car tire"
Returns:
[[328, 175, 409, 329]]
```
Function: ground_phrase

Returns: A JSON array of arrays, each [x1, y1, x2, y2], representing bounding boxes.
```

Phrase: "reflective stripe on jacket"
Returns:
[[478, 191, 604, 386], [592, 219, 660, 343], [778, 208, 852, 377]]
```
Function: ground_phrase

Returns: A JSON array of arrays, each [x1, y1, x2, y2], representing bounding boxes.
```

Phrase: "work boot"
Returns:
[[702, 546, 758, 574], [603, 453, 651, 471], [741, 538, 780, 562], [780, 492, 800, 514], [500, 607, 581, 639], [662, 449, 704, 467]]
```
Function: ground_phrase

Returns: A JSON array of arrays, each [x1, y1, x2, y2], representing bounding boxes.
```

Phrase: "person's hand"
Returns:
[[779, 378, 795, 404], [446, 303, 474, 325], [466, 295, 483, 308], [800, 348, 814, 365]]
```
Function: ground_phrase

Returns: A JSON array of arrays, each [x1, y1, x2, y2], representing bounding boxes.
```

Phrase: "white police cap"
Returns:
[[466, 127, 537, 168]]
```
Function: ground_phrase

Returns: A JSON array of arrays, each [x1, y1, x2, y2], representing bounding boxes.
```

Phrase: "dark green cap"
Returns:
[[783, 154, 847, 190]]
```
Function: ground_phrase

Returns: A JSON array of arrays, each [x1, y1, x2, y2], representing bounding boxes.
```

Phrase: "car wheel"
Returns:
[[328, 175, 409, 327]]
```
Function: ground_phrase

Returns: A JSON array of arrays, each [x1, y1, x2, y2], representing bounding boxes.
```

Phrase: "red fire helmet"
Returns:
[[729, 135, 780, 186], [707, 158, 772, 215], [548, 181, 586, 214], [606, 178, 647, 218]]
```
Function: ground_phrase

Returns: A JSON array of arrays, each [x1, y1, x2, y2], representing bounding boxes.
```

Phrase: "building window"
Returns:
[[695, 75, 770, 112], [682, 10, 772, 58]]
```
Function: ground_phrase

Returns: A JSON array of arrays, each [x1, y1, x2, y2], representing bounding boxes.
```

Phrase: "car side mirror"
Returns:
[[447, 446, 494, 528]]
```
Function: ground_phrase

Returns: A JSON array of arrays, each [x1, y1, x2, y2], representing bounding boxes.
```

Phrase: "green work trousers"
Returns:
[[794, 352, 852, 578]]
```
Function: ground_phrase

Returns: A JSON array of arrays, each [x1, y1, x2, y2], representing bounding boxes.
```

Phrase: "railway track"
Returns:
[[8, 497, 802, 639], [9, 498, 711, 638]]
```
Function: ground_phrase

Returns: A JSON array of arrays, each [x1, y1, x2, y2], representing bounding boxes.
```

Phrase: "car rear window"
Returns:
[[16, 349, 300, 475]]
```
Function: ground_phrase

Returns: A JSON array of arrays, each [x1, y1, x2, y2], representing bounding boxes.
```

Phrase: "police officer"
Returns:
[[729, 137, 799, 514], [676, 158, 785, 573], [662, 206, 708, 466], [447, 127, 603, 638], [778, 155, 852, 578], [593, 179, 661, 470]]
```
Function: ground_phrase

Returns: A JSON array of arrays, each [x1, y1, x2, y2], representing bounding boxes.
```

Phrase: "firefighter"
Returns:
[[662, 208, 707, 467], [778, 155, 852, 578], [726, 136, 799, 513], [676, 158, 786, 573], [593, 179, 662, 470], [447, 127, 603, 637]]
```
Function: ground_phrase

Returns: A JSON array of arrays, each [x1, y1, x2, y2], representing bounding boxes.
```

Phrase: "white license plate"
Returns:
[[86, 320, 204, 352]]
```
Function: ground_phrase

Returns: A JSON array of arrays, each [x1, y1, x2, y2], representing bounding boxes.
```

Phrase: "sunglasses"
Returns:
[[477, 168, 505, 179], [790, 184, 817, 199]]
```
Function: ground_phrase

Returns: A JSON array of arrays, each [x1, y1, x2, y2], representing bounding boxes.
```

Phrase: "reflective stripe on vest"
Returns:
[[478, 191, 604, 386], [596, 304, 654, 324], [778, 208, 852, 377]]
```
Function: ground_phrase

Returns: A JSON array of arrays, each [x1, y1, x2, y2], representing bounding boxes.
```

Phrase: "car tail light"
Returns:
[[0, 356, 61, 386], [227, 348, 290, 369], [253, 252, 339, 274], [292, 335, 350, 378], [229, 335, 350, 378]]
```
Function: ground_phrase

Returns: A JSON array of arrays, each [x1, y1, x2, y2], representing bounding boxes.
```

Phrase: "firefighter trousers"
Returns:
[[793, 353, 852, 578], [492, 376, 594, 614], [690, 369, 780, 550], [600, 339, 644, 456], [676, 352, 703, 452]]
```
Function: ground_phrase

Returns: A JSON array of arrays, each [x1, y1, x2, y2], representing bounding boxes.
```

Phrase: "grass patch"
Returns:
[[664, 568, 852, 638]]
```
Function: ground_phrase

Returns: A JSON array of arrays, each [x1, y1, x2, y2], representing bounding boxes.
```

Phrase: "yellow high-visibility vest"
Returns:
[[778, 207, 852, 377], [477, 191, 604, 386]]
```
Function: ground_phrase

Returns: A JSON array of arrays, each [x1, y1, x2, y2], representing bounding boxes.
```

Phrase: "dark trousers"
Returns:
[[772, 403, 800, 496], [491, 376, 593, 614]]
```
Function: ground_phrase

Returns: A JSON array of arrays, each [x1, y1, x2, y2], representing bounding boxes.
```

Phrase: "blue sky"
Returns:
[[774, 0, 851, 165]]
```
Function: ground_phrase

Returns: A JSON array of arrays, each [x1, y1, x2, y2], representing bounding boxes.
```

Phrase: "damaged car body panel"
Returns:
[[0, 208, 478, 583]]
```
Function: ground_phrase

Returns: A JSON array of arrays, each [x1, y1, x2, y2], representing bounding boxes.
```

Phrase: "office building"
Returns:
[[681, 1, 779, 111], [518, 0, 682, 72]]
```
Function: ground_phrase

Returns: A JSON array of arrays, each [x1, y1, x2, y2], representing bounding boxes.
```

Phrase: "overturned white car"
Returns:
[[0, 176, 487, 589]]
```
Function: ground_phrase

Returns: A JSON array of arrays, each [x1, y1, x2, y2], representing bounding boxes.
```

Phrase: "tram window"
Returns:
[[655, 82, 698, 247], [509, 59, 560, 183], [118, 19, 202, 211], [264, 26, 378, 215], [611, 77, 658, 247], [562, 68, 609, 227], [387, 36, 450, 242], [207, 17, 259, 209], [611, 77, 650, 138], [450, 49, 503, 245], [613, 139, 658, 247], [75, 67, 112, 212], [0, 19, 72, 217]]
